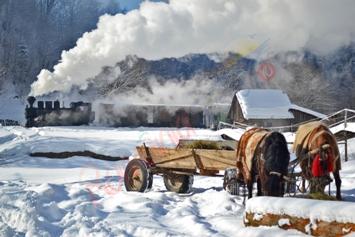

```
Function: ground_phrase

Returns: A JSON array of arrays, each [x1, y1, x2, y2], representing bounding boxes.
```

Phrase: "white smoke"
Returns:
[[92, 77, 232, 126], [30, 0, 355, 96], [97, 77, 231, 106]]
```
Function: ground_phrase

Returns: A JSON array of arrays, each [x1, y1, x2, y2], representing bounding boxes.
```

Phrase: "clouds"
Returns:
[[30, 0, 355, 96]]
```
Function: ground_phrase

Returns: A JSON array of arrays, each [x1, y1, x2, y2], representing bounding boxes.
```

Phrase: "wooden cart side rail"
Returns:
[[136, 145, 238, 172], [195, 150, 236, 166], [200, 156, 236, 167], [153, 152, 193, 165], [136, 146, 197, 169], [191, 149, 204, 170]]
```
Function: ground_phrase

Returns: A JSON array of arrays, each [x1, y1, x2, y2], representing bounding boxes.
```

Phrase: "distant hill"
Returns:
[[0, 1, 354, 116], [95, 46, 355, 114]]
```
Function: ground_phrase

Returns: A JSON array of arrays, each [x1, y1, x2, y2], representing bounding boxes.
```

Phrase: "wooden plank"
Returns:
[[137, 146, 236, 171], [153, 152, 193, 164], [200, 155, 236, 168], [192, 149, 204, 170], [136, 146, 196, 169], [195, 149, 236, 170]]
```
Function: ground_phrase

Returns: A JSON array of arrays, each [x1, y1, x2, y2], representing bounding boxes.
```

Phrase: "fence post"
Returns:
[[344, 109, 348, 128], [345, 133, 348, 162], [344, 109, 348, 162]]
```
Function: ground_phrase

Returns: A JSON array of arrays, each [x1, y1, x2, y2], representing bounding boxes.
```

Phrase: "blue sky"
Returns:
[[118, 0, 165, 11], [118, 0, 141, 10]]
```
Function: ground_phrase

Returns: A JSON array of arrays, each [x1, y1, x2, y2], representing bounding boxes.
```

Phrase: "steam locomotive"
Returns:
[[25, 96, 94, 127]]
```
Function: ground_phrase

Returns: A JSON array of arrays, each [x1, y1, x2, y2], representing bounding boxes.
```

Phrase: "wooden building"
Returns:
[[228, 89, 326, 128]]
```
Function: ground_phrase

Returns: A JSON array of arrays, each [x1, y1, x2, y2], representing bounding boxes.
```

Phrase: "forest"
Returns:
[[0, 0, 122, 95]]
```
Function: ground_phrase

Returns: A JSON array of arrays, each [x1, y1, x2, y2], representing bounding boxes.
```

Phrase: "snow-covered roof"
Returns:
[[289, 104, 326, 119], [330, 122, 355, 135], [236, 89, 294, 119]]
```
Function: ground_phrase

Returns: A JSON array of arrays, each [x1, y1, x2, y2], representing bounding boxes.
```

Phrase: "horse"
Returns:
[[236, 128, 290, 198], [293, 121, 341, 200]]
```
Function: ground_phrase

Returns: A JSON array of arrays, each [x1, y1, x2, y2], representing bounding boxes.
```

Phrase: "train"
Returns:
[[25, 96, 94, 127]]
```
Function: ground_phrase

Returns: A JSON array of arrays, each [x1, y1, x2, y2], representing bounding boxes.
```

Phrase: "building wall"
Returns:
[[227, 96, 246, 124], [289, 109, 318, 124], [245, 118, 292, 128]]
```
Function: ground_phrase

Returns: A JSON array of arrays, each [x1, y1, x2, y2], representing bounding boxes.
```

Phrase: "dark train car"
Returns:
[[25, 96, 94, 127], [96, 103, 205, 128]]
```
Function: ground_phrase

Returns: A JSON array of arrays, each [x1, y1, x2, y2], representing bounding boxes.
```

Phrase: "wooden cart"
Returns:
[[124, 140, 237, 193]]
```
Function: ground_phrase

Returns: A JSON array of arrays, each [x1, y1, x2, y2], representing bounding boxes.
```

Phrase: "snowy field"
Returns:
[[1, 126, 355, 236]]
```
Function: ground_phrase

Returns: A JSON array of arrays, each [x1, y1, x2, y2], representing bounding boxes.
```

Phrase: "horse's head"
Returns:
[[261, 132, 290, 197], [306, 125, 337, 193], [308, 143, 334, 192], [263, 171, 287, 196]]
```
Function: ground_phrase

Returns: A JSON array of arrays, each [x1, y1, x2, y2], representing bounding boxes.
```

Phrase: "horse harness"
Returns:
[[236, 128, 268, 182], [299, 128, 338, 179]]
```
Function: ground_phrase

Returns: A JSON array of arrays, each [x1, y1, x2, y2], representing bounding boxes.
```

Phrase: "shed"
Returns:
[[228, 89, 326, 128]]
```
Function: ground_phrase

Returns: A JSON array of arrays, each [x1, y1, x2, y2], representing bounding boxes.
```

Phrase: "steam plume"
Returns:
[[30, 0, 355, 96], [99, 77, 231, 106]]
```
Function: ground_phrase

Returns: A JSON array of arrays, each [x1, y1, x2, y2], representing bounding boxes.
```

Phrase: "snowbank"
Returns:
[[0, 126, 354, 236], [246, 197, 355, 224]]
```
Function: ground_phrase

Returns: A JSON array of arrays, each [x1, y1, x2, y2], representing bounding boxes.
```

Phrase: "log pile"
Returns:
[[244, 197, 355, 236]]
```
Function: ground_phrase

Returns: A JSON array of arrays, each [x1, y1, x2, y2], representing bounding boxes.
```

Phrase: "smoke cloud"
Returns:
[[96, 77, 231, 106], [30, 0, 355, 96], [93, 77, 231, 126]]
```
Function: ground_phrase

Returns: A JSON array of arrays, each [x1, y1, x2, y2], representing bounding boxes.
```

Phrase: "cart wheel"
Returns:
[[223, 168, 239, 196], [124, 159, 152, 192], [164, 174, 193, 193], [146, 172, 153, 191]]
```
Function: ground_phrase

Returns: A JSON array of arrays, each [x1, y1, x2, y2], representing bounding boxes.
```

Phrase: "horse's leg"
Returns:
[[247, 180, 253, 199], [256, 177, 262, 196], [333, 169, 342, 200], [281, 180, 285, 197]]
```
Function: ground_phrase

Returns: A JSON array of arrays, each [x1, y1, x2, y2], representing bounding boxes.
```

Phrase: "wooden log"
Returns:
[[30, 151, 128, 161], [244, 197, 355, 237]]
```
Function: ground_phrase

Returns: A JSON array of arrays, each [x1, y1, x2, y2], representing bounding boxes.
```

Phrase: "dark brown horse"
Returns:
[[293, 122, 342, 200], [236, 128, 290, 198]]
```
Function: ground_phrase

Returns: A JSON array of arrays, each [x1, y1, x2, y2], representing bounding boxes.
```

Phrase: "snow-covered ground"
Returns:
[[0, 126, 355, 236]]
